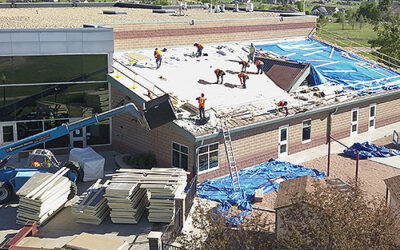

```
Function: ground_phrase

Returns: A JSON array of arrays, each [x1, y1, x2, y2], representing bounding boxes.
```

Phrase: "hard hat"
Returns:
[[201, 93, 204, 97]]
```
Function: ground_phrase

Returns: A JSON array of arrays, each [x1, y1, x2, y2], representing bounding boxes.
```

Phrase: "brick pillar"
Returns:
[[147, 231, 163, 250], [174, 193, 186, 228]]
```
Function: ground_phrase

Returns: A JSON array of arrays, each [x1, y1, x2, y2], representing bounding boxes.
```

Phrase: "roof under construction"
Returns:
[[111, 37, 400, 137]]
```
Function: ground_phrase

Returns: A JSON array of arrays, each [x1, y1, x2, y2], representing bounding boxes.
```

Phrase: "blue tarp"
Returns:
[[198, 159, 326, 225], [257, 38, 400, 94], [344, 142, 400, 159]]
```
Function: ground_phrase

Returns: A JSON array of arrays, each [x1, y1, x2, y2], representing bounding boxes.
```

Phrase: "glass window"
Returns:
[[2, 125, 14, 143], [280, 128, 287, 141], [369, 120, 375, 128], [0, 54, 107, 85], [370, 106, 375, 117], [302, 119, 312, 142], [352, 110, 358, 122], [198, 143, 219, 172], [352, 124, 357, 132], [172, 142, 189, 171]]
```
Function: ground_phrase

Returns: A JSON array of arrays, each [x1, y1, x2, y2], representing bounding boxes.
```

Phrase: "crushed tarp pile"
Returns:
[[197, 159, 326, 226], [344, 142, 400, 159], [257, 38, 400, 95]]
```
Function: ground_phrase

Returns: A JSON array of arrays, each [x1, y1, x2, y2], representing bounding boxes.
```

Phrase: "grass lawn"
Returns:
[[317, 22, 378, 47]]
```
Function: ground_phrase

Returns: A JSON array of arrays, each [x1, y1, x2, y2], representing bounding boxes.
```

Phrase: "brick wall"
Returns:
[[111, 16, 316, 51], [111, 86, 195, 174], [197, 92, 400, 182]]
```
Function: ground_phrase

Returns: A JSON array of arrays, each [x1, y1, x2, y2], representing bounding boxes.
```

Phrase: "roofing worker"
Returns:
[[249, 43, 256, 63], [196, 93, 207, 120], [194, 43, 204, 57], [239, 60, 249, 72], [255, 60, 264, 74], [238, 72, 249, 89], [154, 48, 162, 69], [214, 68, 226, 84], [276, 100, 288, 116]]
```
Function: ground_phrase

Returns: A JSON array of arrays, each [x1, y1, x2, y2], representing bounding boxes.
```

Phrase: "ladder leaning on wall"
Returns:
[[220, 119, 241, 191]]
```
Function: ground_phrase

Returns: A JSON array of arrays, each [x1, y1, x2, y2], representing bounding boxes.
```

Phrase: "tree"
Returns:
[[357, 2, 378, 21], [359, 15, 365, 30], [296, 1, 304, 12], [181, 183, 400, 249], [335, 12, 346, 30], [317, 14, 329, 29], [370, 14, 400, 60], [346, 10, 357, 30]]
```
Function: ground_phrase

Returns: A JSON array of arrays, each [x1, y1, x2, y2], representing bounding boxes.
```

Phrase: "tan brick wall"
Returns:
[[111, 86, 195, 176], [111, 17, 316, 51]]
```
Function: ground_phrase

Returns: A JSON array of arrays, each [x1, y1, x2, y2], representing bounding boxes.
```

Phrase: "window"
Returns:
[[198, 143, 219, 172], [302, 119, 312, 142], [172, 142, 189, 171], [369, 104, 376, 130]]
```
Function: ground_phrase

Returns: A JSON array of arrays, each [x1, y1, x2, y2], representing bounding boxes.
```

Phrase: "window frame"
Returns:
[[302, 119, 312, 143], [198, 142, 219, 173], [171, 141, 189, 171], [368, 103, 376, 131]]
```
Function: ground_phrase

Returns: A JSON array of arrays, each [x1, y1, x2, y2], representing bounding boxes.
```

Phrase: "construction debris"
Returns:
[[72, 180, 110, 225], [16, 168, 72, 226], [110, 168, 188, 223], [105, 182, 148, 224], [65, 232, 128, 250]]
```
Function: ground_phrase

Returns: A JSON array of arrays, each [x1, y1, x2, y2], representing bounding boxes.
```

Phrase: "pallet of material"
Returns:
[[72, 180, 110, 225], [105, 182, 148, 224], [65, 232, 128, 250], [16, 168, 72, 226]]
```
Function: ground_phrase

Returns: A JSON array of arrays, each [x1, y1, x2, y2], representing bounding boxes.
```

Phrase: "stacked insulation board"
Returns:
[[105, 182, 148, 224], [16, 168, 72, 226], [72, 180, 110, 225], [110, 168, 188, 223]]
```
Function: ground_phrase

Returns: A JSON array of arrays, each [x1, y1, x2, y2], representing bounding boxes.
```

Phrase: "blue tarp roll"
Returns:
[[344, 142, 400, 159], [198, 159, 326, 225], [257, 38, 400, 94]]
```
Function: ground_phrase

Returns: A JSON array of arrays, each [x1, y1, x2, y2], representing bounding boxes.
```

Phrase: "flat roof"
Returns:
[[0, 7, 278, 29], [111, 37, 400, 137]]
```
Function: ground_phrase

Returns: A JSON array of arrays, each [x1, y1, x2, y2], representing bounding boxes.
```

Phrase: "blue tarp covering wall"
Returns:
[[257, 39, 400, 95], [344, 142, 400, 159], [197, 159, 326, 225]]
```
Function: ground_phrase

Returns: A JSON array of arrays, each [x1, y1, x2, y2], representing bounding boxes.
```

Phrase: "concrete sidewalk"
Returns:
[[278, 121, 400, 165]]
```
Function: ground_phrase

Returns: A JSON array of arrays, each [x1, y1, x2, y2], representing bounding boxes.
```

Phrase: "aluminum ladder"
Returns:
[[221, 119, 241, 191]]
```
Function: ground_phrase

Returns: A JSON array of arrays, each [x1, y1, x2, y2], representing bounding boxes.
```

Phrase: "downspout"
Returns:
[[193, 139, 204, 182], [327, 107, 338, 144]]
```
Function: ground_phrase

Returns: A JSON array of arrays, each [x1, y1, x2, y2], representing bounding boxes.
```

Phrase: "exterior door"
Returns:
[[350, 108, 359, 136], [0, 123, 17, 146], [369, 104, 376, 131], [279, 125, 289, 156], [69, 118, 87, 148]]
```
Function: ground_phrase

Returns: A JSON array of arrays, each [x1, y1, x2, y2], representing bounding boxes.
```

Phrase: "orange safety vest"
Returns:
[[215, 68, 222, 74], [198, 97, 206, 108], [196, 43, 203, 49], [255, 60, 262, 66], [238, 72, 247, 78], [154, 49, 162, 58], [240, 60, 248, 65]]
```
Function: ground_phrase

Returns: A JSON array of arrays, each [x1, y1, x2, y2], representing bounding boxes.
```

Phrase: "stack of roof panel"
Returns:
[[110, 168, 188, 223], [16, 168, 72, 226], [104, 182, 148, 224], [72, 181, 110, 225]]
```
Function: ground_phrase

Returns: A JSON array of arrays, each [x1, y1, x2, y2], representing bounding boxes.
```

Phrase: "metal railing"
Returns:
[[161, 208, 182, 247], [185, 175, 197, 218]]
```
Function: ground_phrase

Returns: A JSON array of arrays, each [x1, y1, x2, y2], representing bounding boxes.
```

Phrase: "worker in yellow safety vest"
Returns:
[[196, 93, 207, 120], [154, 48, 162, 69], [238, 72, 249, 89], [248, 43, 256, 63]]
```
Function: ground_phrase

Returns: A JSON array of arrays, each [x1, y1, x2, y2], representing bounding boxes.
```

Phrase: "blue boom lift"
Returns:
[[0, 94, 176, 204]]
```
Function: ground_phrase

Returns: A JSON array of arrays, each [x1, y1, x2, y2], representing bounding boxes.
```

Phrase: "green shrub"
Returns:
[[123, 152, 157, 169]]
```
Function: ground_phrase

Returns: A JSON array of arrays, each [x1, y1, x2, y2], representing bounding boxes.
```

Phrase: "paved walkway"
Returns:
[[278, 121, 400, 165]]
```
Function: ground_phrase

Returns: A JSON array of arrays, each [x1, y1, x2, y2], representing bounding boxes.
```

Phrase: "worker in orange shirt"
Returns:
[[238, 72, 249, 89], [214, 68, 226, 84], [255, 60, 264, 74], [239, 60, 249, 72], [196, 93, 207, 120], [154, 48, 162, 69], [194, 43, 204, 57]]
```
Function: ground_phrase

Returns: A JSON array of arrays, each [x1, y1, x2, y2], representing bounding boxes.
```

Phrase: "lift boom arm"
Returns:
[[0, 103, 145, 160]]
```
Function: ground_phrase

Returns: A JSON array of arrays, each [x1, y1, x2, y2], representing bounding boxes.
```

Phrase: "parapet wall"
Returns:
[[111, 16, 316, 51]]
